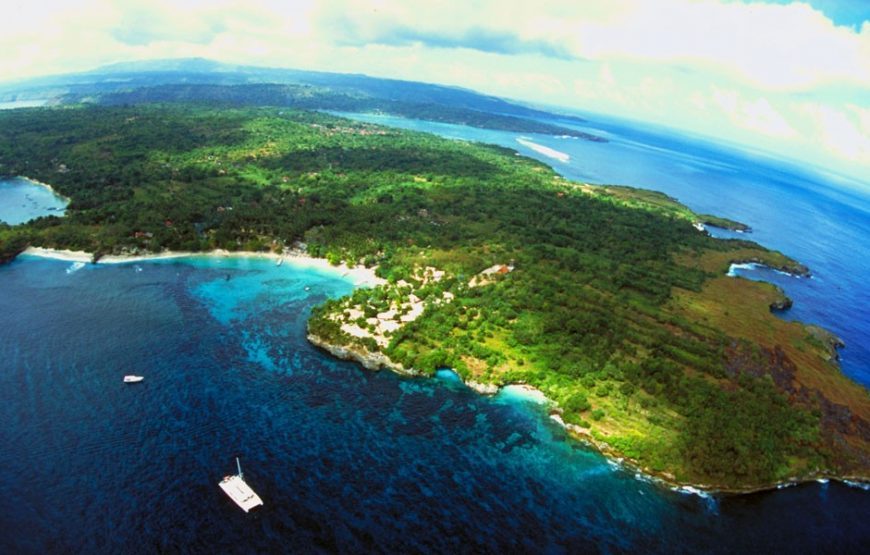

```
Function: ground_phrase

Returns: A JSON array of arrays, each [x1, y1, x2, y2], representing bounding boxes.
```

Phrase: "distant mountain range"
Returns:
[[0, 58, 604, 140]]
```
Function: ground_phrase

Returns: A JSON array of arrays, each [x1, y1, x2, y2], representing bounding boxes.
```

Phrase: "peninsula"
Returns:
[[0, 103, 867, 491]]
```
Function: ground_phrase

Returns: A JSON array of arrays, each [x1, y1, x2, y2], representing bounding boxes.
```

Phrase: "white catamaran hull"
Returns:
[[219, 458, 263, 512], [219, 475, 263, 512]]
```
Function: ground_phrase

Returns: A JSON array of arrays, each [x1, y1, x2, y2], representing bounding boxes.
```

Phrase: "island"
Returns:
[[0, 103, 867, 492], [67, 83, 607, 142]]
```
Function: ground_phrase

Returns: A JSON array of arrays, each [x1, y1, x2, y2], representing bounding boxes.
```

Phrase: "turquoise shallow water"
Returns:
[[0, 255, 867, 553], [0, 176, 68, 224]]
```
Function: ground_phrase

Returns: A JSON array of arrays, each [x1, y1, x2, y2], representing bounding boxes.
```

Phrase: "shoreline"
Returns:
[[19, 246, 867, 496], [306, 332, 869, 497], [726, 258, 810, 278], [20, 247, 386, 287], [546, 411, 869, 496]]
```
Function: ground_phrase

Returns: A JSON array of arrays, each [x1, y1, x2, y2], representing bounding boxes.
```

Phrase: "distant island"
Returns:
[[0, 102, 867, 492], [86, 84, 607, 142], [1, 58, 606, 142]]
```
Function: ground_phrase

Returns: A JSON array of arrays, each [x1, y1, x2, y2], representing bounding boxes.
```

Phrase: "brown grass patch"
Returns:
[[670, 276, 870, 421]]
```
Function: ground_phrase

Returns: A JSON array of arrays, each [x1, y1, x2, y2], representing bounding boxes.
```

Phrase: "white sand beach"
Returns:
[[21, 247, 386, 287], [499, 384, 549, 404]]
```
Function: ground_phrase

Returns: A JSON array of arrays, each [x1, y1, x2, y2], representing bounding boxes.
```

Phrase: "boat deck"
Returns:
[[219, 475, 263, 512]]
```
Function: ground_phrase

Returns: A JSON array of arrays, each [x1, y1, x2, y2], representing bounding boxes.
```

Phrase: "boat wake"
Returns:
[[844, 480, 870, 491], [66, 262, 85, 274], [516, 137, 571, 163]]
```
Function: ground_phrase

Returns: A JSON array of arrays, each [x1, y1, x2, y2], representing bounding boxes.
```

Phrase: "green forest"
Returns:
[[0, 103, 867, 489]]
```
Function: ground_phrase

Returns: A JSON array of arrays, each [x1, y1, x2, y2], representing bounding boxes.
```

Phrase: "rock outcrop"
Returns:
[[307, 333, 421, 376]]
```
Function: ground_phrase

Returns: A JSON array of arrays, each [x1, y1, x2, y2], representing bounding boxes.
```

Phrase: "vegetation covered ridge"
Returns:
[[0, 103, 866, 490], [68, 83, 607, 142]]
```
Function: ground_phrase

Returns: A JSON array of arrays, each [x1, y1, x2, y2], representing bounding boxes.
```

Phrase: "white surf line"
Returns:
[[726, 262, 760, 277]]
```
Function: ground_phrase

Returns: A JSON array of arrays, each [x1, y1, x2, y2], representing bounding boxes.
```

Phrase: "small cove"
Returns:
[[0, 176, 68, 224]]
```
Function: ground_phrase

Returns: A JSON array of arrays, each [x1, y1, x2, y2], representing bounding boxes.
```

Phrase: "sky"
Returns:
[[1, 0, 868, 181]]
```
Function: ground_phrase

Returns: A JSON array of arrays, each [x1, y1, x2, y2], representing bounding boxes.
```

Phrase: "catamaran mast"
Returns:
[[236, 457, 243, 480]]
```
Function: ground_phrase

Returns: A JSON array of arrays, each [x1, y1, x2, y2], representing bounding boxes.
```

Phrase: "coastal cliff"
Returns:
[[306, 326, 867, 494], [307, 332, 419, 376], [305, 234, 869, 493], [0, 234, 28, 264]]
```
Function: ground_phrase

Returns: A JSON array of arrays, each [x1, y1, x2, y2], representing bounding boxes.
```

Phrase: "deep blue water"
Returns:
[[1, 256, 868, 554], [0, 177, 68, 224], [335, 112, 870, 388]]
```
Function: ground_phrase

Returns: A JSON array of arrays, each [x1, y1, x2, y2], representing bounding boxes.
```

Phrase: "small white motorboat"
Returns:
[[123, 375, 144, 383]]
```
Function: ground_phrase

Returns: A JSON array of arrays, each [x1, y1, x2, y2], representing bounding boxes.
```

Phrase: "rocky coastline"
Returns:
[[805, 324, 847, 363], [769, 294, 793, 312], [699, 214, 751, 232], [10, 246, 864, 495], [729, 257, 811, 278], [307, 333, 421, 376], [306, 330, 867, 496]]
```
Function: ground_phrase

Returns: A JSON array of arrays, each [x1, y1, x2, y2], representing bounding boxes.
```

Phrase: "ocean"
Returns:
[[1, 112, 868, 553]]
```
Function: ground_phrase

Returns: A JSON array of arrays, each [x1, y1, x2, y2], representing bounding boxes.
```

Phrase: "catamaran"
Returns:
[[219, 457, 263, 513]]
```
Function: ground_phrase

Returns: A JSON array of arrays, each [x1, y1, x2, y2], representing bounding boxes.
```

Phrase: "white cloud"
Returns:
[[712, 88, 798, 139], [0, 0, 866, 180], [798, 102, 870, 162], [312, 0, 870, 92]]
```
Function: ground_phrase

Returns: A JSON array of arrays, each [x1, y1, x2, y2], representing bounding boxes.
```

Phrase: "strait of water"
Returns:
[[0, 177, 68, 225], [1, 256, 868, 554]]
